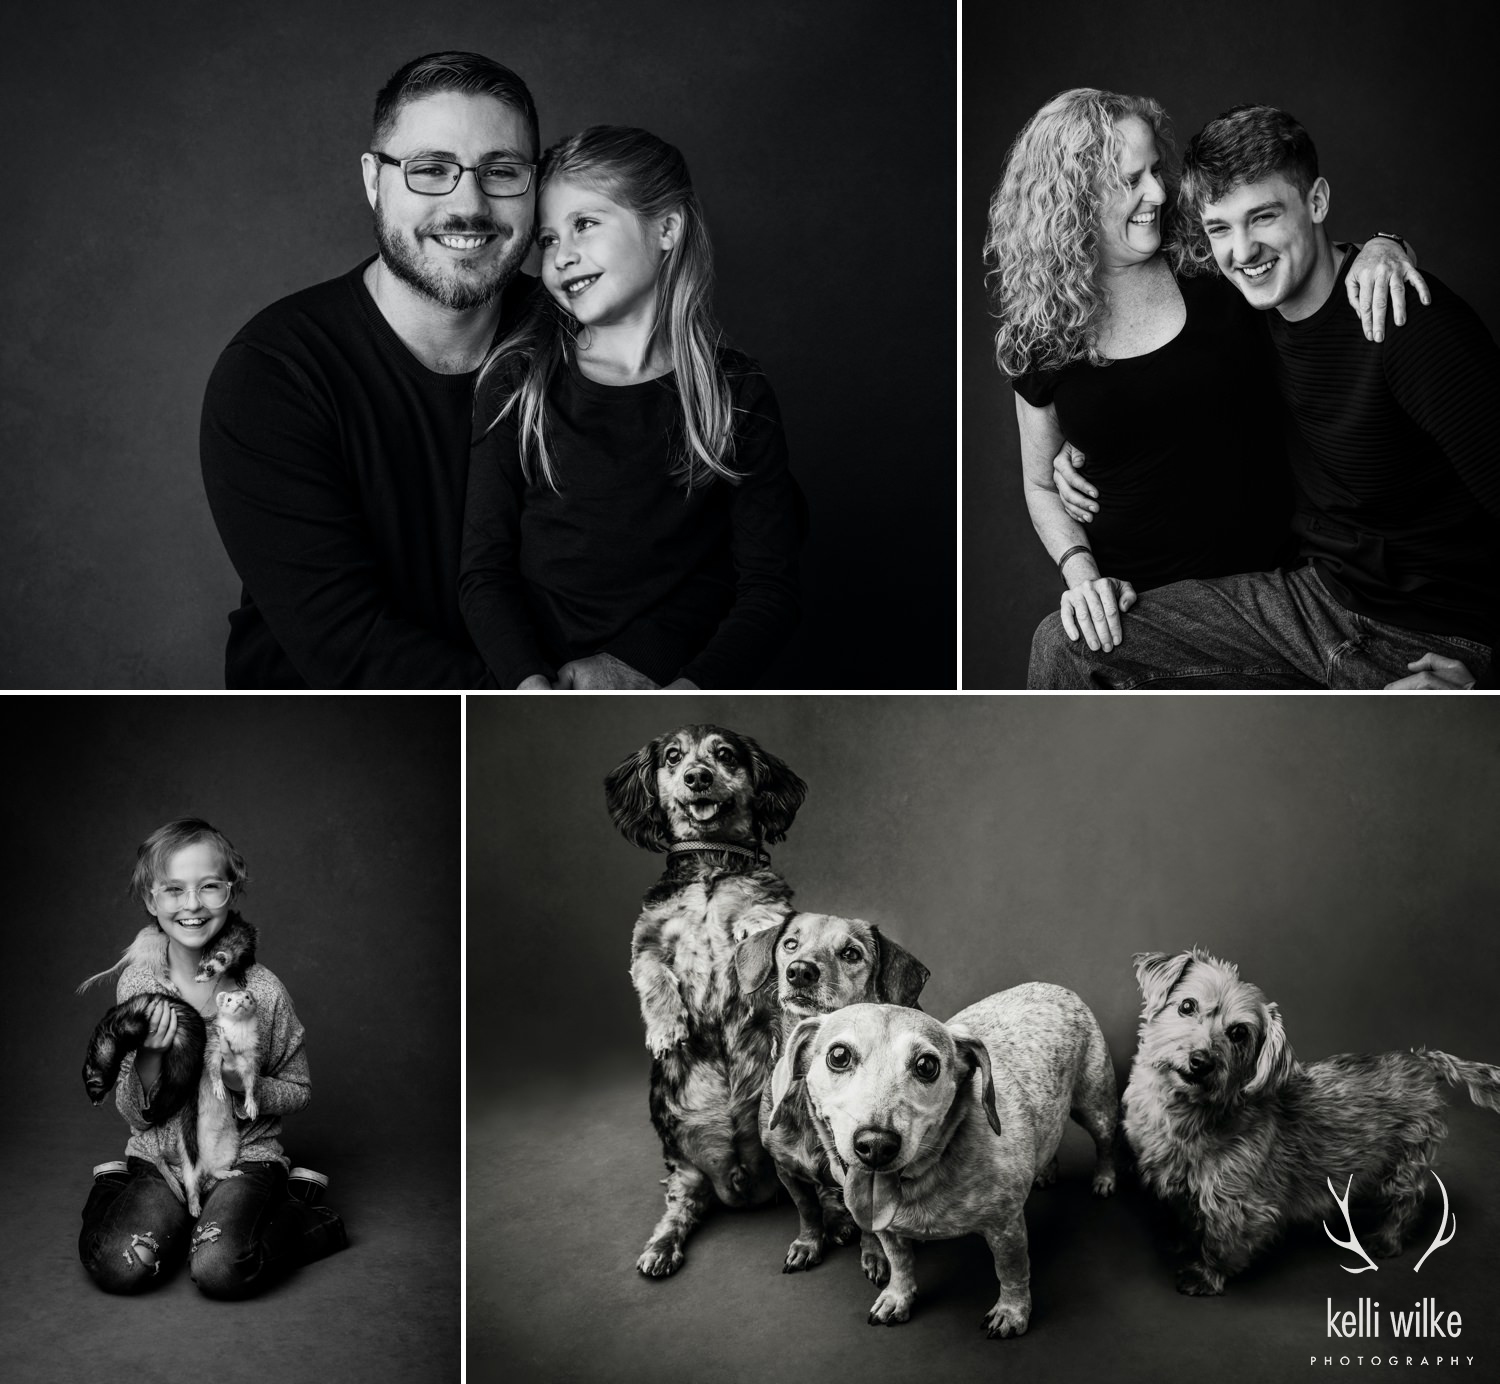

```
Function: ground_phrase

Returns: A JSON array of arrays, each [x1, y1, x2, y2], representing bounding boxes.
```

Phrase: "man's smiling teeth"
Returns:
[[564, 274, 600, 296], [434, 235, 489, 250], [1239, 259, 1277, 279]]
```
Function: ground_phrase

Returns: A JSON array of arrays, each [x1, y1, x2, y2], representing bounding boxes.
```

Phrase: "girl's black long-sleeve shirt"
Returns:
[[459, 349, 805, 689]]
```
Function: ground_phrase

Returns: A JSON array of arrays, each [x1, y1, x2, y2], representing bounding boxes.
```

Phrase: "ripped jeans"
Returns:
[[79, 1157, 343, 1298]]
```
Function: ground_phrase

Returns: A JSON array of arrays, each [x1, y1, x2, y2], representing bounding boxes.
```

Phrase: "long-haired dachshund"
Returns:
[[735, 912, 929, 1279], [1123, 948, 1500, 1295], [606, 723, 808, 1278]]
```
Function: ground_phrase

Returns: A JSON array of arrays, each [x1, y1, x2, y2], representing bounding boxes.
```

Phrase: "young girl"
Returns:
[[77, 818, 346, 1297], [458, 125, 805, 690]]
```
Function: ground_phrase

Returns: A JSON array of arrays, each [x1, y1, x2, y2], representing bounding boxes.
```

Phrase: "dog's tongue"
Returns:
[[843, 1167, 900, 1232]]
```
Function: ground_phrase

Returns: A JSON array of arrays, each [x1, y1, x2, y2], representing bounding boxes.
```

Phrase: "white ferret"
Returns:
[[176, 988, 262, 1215]]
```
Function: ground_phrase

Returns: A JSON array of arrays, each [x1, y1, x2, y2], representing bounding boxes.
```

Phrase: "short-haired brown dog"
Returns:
[[735, 912, 929, 1279], [775, 985, 1118, 1337], [1122, 948, 1500, 1296]]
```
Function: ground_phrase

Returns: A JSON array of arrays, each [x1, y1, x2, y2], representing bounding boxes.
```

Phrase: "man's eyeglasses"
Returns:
[[153, 881, 232, 909], [370, 152, 534, 198]]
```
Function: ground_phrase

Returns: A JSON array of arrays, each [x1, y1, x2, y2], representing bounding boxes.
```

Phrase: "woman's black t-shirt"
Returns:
[[1014, 270, 1293, 591]]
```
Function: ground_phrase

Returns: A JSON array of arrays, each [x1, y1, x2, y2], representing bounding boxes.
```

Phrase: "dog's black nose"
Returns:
[[786, 959, 819, 988], [683, 765, 712, 791], [853, 1126, 902, 1169], [1187, 1049, 1214, 1076]]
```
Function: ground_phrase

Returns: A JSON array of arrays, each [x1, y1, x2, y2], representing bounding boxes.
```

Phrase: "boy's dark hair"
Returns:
[[1180, 104, 1320, 217], [372, 51, 539, 161]]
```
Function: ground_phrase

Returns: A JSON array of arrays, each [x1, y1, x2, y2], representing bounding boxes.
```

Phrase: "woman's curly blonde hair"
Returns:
[[985, 88, 1203, 379]]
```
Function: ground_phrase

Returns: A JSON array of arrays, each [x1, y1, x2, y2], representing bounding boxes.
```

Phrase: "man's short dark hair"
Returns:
[[1180, 104, 1319, 216], [373, 51, 540, 161]]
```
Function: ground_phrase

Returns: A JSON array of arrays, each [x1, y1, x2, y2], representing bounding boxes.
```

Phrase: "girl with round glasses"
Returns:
[[459, 125, 805, 690], [77, 817, 346, 1296]]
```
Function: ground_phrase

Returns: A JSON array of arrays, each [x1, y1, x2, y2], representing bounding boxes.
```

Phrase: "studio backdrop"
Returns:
[[2, 0, 955, 690], [962, 0, 1500, 687]]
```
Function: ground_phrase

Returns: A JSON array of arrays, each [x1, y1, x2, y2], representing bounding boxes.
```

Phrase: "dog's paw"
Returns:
[[983, 1290, 1031, 1339], [861, 1238, 890, 1285], [1092, 1164, 1117, 1198], [645, 1014, 690, 1059], [867, 1285, 914, 1326], [1033, 1156, 1058, 1189], [1176, 1261, 1226, 1296], [824, 1213, 859, 1248], [782, 1234, 824, 1272], [637, 1238, 684, 1279]]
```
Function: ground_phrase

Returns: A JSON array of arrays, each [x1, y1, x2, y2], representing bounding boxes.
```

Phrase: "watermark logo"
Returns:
[[1322, 1171, 1457, 1274]]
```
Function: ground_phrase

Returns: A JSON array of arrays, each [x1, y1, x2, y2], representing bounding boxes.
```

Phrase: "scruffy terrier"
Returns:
[[1122, 948, 1500, 1296]]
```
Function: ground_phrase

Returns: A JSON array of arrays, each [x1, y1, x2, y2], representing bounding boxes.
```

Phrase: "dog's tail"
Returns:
[[1415, 1048, 1500, 1113]]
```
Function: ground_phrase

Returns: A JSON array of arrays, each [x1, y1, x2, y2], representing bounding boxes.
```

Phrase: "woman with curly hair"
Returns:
[[987, 88, 1422, 653]]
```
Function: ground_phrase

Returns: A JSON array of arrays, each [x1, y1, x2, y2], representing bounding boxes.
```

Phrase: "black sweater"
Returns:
[[1268, 251, 1500, 649], [458, 349, 804, 689], [200, 258, 529, 688]]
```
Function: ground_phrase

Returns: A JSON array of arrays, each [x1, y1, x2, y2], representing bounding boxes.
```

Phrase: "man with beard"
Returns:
[[200, 53, 536, 687]]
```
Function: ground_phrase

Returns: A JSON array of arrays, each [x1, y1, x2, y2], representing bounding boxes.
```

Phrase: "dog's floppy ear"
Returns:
[[604, 737, 669, 852], [1133, 950, 1196, 1017], [1244, 1001, 1294, 1096], [739, 733, 808, 845], [735, 918, 787, 999], [951, 1026, 1003, 1138], [872, 928, 930, 1008], [770, 1015, 822, 1130]]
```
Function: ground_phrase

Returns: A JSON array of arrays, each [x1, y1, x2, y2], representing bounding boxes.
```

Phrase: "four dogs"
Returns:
[[609, 726, 1498, 1336]]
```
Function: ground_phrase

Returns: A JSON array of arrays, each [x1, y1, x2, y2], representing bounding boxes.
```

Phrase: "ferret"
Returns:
[[80, 916, 259, 1118], [80, 917, 262, 1213], [179, 988, 262, 1214]]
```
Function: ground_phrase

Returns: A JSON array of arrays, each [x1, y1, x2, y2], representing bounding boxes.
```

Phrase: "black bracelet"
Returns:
[[1056, 544, 1092, 576], [1375, 231, 1409, 254]]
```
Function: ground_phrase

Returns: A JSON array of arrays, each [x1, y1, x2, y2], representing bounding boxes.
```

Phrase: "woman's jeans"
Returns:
[[1028, 563, 1492, 690], [79, 1157, 344, 1298]]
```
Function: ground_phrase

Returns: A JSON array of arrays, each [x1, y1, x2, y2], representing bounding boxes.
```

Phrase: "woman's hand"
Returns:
[[1051, 442, 1097, 523], [1384, 652, 1476, 690], [1346, 238, 1430, 343], [1061, 576, 1137, 653]]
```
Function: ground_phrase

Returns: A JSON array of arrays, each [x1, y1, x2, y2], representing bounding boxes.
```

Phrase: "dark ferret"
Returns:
[[80, 917, 258, 1123]]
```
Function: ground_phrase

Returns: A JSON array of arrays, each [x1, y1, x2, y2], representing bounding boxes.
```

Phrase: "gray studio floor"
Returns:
[[4, 1108, 458, 1384], [474, 1063, 1500, 1384]]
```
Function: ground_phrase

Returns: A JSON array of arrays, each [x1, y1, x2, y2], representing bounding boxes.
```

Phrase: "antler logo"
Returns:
[[1322, 1172, 1457, 1274]]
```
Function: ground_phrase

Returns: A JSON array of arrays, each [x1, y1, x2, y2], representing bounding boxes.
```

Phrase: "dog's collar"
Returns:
[[665, 840, 770, 868]]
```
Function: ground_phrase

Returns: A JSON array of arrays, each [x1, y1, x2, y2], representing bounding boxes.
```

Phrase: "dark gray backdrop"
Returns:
[[471, 695, 1500, 1384], [0, 696, 459, 1384], [962, 0, 1500, 687], [2, 0, 955, 690]]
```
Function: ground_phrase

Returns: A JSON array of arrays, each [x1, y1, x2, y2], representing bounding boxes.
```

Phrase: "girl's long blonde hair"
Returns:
[[475, 126, 737, 493], [985, 88, 1200, 379]]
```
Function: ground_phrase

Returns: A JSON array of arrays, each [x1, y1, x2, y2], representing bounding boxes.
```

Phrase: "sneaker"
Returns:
[[92, 1160, 130, 1182], [287, 1167, 329, 1205], [300, 1205, 350, 1263]]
